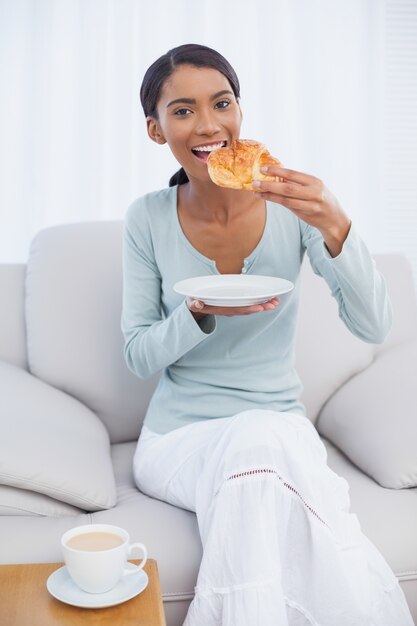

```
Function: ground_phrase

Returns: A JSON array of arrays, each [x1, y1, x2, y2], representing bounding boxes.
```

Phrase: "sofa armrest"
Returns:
[[0, 264, 27, 368], [316, 339, 417, 488]]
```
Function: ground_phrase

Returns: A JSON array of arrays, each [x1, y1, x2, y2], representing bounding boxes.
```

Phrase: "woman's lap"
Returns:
[[133, 413, 236, 511], [133, 409, 347, 530]]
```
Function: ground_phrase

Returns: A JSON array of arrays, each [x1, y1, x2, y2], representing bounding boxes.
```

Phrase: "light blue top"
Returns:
[[122, 186, 392, 435]]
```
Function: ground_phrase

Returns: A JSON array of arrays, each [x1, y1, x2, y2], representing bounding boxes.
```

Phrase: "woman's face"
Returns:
[[147, 64, 242, 182]]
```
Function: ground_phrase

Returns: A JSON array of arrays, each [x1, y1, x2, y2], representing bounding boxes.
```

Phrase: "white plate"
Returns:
[[174, 274, 294, 307], [46, 563, 148, 609]]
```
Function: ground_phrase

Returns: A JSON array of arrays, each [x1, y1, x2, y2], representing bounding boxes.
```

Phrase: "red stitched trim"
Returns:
[[226, 469, 328, 528]]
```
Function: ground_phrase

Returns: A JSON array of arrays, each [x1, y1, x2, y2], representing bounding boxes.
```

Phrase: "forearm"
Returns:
[[123, 300, 215, 379], [328, 229, 392, 342], [304, 222, 392, 343]]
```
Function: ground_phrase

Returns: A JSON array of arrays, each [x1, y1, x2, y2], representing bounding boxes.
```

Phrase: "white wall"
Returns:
[[0, 0, 415, 278]]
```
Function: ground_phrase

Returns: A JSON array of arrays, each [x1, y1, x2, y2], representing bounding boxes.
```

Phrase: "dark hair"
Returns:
[[140, 44, 240, 187]]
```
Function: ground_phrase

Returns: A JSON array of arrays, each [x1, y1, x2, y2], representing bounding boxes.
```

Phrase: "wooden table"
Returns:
[[0, 559, 166, 626]]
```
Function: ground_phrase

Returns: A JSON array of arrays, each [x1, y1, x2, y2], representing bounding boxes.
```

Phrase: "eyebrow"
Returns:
[[166, 89, 234, 108]]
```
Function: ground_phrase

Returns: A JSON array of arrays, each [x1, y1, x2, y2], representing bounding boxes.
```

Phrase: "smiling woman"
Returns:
[[140, 45, 241, 185], [122, 43, 414, 626]]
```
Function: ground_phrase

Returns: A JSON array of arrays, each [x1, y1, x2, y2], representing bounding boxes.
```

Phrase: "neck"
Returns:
[[179, 178, 260, 224]]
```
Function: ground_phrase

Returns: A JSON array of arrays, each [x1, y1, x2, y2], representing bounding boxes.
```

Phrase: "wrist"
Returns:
[[322, 217, 351, 258]]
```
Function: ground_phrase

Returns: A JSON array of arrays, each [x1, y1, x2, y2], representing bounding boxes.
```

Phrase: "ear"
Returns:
[[146, 117, 166, 145]]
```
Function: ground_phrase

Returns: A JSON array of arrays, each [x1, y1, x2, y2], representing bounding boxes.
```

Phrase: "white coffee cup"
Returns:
[[61, 523, 147, 594]]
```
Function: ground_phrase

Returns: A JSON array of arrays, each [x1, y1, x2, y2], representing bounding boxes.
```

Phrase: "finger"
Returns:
[[213, 304, 266, 315], [187, 298, 280, 316], [186, 298, 206, 312], [253, 179, 313, 200], [264, 296, 280, 308], [236, 300, 280, 314], [202, 302, 278, 316], [221, 298, 279, 314], [255, 192, 318, 213], [262, 297, 279, 305], [260, 165, 318, 186]]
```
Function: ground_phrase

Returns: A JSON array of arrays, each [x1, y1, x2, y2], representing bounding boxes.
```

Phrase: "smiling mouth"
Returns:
[[191, 140, 227, 163]]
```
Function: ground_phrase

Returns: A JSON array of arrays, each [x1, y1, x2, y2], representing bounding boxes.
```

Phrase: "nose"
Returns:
[[194, 108, 222, 136]]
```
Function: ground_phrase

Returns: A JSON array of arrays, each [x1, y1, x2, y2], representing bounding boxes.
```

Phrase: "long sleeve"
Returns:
[[121, 203, 215, 379], [301, 222, 392, 344]]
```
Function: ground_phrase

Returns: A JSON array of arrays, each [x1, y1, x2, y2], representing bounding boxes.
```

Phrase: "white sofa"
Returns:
[[1, 221, 416, 625]]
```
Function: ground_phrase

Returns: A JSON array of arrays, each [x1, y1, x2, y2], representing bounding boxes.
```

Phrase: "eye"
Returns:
[[215, 99, 231, 109], [174, 107, 192, 116]]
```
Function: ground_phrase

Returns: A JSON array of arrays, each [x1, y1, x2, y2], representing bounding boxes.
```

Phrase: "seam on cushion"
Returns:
[[315, 354, 376, 428], [0, 502, 84, 519], [0, 504, 43, 517], [0, 473, 113, 509], [225, 468, 329, 528], [0, 505, 78, 518], [162, 591, 195, 602], [395, 570, 417, 581]]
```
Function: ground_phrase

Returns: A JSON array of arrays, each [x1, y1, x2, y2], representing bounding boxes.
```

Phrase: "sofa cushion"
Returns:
[[317, 340, 417, 488], [25, 222, 159, 444], [0, 485, 83, 517], [0, 360, 116, 510], [323, 438, 417, 581], [325, 437, 417, 618], [295, 259, 374, 423]]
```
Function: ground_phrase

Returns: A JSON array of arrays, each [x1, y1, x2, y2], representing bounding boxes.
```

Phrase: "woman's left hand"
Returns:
[[253, 165, 351, 257]]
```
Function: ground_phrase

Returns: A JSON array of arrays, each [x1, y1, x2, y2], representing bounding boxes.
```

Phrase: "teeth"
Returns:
[[192, 141, 226, 152]]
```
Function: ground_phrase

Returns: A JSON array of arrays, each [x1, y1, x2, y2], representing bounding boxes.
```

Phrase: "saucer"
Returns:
[[46, 562, 148, 608]]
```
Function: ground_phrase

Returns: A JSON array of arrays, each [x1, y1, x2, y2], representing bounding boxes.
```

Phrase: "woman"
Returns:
[[122, 44, 413, 625]]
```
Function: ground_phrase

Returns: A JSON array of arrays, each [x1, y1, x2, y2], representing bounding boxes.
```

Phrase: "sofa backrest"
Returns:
[[22, 221, 417, 443]]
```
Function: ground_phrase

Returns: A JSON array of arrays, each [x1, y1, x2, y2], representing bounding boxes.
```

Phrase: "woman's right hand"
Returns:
[[186, 297, 280, 320]]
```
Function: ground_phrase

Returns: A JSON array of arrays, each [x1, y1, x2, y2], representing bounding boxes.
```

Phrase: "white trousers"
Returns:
[[133, 410, 413, 626]]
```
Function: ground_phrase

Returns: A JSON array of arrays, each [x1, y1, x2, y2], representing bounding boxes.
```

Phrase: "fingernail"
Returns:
[[252, 180, 261, 188], [194, 300, 203, 309], [261, 166, 268, 173]]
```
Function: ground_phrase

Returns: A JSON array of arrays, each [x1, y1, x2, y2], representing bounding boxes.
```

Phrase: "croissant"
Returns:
[[207, 139, 283, 191]]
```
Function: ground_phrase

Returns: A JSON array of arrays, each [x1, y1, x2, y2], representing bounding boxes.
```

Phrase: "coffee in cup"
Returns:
[[66, 531, 124, 552], [61, 523, 147, 594]]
